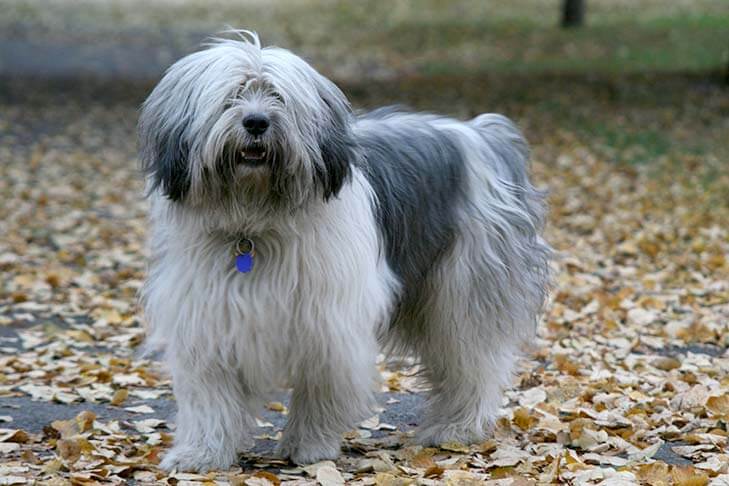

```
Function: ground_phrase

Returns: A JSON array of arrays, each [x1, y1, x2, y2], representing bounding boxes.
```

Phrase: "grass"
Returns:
[[2, 0, 727, 76]]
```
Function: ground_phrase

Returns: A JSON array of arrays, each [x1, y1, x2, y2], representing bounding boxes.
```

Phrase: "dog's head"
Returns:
[[138, 32, 354, 208]]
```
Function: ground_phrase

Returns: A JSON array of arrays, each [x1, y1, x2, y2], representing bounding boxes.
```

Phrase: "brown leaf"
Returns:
[[424, 465, 444, 478], [20, 449, 40, 464], [316, 465, 344, 486], [652, 356, 681, 371], [553, 354, 580, 376], [440, 441, 470, 453], [51, 419, 78, 439], [409, 450, 436, 469], [57, 438, 82, 463], [0, 429, 29, 443], [374, 473, 415, 486]]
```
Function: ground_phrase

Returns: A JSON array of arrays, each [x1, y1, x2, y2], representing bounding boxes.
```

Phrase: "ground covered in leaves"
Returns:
[[1, 26, 729, 486]]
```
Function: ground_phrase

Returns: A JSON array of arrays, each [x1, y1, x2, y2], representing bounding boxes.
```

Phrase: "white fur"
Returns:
[[142, 171, 398, 470]]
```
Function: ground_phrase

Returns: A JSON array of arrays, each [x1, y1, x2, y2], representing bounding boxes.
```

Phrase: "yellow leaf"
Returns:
[[251, 470, 281, 486], [672, 465, 709, 486], [75, 410, 96, 433], [41, 459, 64, 474], [513, 407, 537, 430], [706, 395, 729, 416], [635, 463, 671, 486], [65, 329, 94, 343], [440, 441, 470, 453], [266, 401, 288, 414], [110, 388, 128, 406]]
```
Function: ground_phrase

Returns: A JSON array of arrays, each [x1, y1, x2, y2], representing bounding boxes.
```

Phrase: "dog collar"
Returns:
[[235, 238, 255, 273]]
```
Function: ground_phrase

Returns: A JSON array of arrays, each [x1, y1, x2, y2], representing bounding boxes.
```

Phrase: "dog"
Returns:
[[138, 31, 550, 472]]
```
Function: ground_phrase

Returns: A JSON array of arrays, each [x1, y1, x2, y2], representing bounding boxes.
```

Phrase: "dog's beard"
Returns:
[[203, 136, 306, 210]]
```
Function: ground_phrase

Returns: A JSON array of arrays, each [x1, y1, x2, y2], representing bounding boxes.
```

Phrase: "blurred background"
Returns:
[[1, 0, 727, 163]]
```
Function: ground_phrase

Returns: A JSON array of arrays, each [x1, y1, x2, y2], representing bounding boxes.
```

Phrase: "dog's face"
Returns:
[[139, 33, 354, 209]]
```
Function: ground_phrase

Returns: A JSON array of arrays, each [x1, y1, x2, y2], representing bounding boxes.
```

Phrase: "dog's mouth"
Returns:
[[239, 145, 268, 167]]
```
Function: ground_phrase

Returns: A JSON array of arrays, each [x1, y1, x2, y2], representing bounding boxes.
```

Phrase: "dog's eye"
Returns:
[[271, 91, 285, 105], [223, 95, 239, 110]]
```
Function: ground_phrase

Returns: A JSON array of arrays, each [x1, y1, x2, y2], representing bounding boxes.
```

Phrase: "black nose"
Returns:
[[242, 113, 270, 136]]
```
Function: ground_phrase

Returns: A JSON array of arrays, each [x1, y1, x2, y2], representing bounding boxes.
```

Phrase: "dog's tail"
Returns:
[[469, 113, 546, 232], [470, 114, 530, 191], [468, 113, 552, 325]]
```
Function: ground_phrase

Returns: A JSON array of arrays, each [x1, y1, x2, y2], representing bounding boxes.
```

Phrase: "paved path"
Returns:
[[1, 393, 423, 456]]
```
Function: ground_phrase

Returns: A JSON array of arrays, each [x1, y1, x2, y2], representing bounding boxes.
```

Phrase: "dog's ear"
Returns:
[[316, 87, 355, 200], [138, 99, 192, 202]]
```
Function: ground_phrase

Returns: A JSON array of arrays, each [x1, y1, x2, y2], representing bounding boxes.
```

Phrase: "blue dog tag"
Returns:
[[235, 238, 255, 273], [236, 252, 254, 273]]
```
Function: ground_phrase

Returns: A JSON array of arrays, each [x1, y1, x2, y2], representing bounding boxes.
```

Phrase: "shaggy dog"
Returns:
[[138, 32, 550, 472]]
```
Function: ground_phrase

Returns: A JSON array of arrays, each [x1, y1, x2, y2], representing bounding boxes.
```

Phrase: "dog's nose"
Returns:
[[242, 114, 270, 136]]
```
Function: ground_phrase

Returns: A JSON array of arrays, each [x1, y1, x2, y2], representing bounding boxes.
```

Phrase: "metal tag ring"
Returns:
[[236, 238, 255, 255]]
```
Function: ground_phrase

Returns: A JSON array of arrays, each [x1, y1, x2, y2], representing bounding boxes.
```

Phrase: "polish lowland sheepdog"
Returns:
[[138, 31, 551, 472]]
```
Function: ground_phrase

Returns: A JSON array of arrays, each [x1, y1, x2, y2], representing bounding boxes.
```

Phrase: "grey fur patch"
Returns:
[[355, 108, 467, 293], [314, 94, 354, 200], [138, 113, 192, 201]]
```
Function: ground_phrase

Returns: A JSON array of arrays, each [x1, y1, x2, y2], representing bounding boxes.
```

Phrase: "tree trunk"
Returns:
[[562, 0, 585, 28]]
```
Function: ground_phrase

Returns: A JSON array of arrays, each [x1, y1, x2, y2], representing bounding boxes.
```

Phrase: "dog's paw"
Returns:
[[278, 437, 340, 465], [160, 444, 238, 473], [416, 421, 490, 448]]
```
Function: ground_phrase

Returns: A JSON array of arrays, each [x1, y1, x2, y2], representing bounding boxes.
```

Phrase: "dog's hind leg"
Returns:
[[404, 115, 550, 445], [411, 215, 548, 446], [407, 231, 525, 446]]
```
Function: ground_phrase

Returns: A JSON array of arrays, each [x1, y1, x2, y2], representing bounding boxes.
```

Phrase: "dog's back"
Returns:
[[354, 108, 467, 293]]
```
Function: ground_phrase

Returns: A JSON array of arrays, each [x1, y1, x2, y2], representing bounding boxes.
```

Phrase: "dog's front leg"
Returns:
[[278, 305, 380, 464], [160, 357, 257, 472]]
